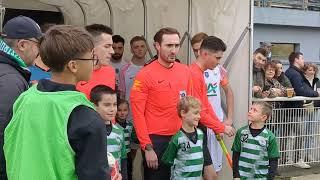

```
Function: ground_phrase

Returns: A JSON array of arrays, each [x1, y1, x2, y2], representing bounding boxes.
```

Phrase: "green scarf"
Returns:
[[0, 38, 27, 68]]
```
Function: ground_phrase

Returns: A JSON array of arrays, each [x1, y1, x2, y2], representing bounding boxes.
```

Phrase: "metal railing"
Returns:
[[254, 0, 320, 11], [253, 96, 320, 166]]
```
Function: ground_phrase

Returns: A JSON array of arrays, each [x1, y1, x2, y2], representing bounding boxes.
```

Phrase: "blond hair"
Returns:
[[177, 96, 201, 118]]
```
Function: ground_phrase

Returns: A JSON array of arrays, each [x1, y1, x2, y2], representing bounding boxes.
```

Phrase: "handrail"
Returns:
[[252, 96, 320, 102], [254, 0, 320, 11], [74, 0, 87, 25], [104, 0, 114, 29]]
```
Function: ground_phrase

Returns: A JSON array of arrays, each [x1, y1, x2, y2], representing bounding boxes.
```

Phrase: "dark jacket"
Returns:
[[285, 65, 318, 108], [305, 77, 320, 107], [0, 52, 30, 179], [277, 72, 292, 88]]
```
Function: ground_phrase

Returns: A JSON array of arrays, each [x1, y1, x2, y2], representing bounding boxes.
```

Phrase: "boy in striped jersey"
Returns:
[[162, 96, 204, 179], [116, 99, 137, 180], [90, 85, 127, 180], [232, 101, 280, 180]]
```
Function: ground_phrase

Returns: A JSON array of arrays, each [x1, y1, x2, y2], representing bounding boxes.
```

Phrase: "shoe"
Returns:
[[285, 159, 294, 165], [293, 159, 311, 169]]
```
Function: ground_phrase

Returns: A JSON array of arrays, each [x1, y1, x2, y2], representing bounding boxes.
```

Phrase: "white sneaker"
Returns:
[[285, 159, 294, 165], [293, 159, 311, 169]]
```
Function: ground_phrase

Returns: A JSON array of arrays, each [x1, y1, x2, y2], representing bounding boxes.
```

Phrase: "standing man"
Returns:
[[130, 27, 193, 180], [111, 35, 127, 86], [191, 33, 234, 176], [0, 16, 42, 179], [189, 36, 235, 179], [76, 24, 115, 99], [119, 36, 147, 180], [260, 42, 272, 61]]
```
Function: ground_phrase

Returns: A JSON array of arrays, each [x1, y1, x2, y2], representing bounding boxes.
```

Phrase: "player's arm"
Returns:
[[130, 71, 151, 150], [221, 72, 234, 126], [231, 129, 242, 178], [267, 135, 280, 179], [161, 136, 178, 167]]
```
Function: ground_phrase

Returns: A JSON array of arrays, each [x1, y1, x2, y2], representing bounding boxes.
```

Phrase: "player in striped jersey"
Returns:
[[232, 101, 280, 180], [162, 96, 204, 179], [90, 85, 127, 180], [116, 99, 138, 180]]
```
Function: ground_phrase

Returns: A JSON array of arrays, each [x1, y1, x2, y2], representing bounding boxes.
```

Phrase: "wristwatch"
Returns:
[[145, 144, 153, 151]]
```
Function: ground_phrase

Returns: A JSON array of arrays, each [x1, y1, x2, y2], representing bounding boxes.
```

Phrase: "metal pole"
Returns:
[[249, 0, 254, 106], [187, 0, 192, 64], [0, 0, 5, 32], [105, 0, 114, 30]]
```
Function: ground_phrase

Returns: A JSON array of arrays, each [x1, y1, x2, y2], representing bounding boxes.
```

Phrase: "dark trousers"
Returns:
[[143, 135, 171, 180]]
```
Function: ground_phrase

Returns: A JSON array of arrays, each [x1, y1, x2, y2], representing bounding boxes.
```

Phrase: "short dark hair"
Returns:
[[117, 99, 129, 108], [154, 27, 180, 44], [200, 36, 227, 52], [112, 35, 125, 44], [254, 48, 268, 57], [130, 36, 146, 46], [253, 101, 273, 119], [90, 85, 116, 105], [85, 24, 113, 37], [39, 25, 94, 72], [288, 52, 303, 65], [191, 32, 208, 46], [271, 59, 282, 65]]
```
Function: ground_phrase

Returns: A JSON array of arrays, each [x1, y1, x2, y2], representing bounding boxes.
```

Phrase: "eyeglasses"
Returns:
[[75, 55, 99, 66]]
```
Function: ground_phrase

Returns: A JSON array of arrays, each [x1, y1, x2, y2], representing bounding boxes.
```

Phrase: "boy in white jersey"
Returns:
[[232, 101, 279, 180], [162, 96, 204, 180], [90, 85, 127, 179]]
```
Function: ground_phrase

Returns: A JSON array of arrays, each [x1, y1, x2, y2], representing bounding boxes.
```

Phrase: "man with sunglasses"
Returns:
[[0, 15, 42, 180], [76, 24, 116, 100]]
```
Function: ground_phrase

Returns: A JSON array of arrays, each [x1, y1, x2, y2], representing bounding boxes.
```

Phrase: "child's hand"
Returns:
[[224, 125, 235, 137]]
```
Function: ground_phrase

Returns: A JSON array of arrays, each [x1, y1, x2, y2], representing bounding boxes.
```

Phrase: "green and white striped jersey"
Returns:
[[106, 124, 127, 167], [116, 121, 134, 153], [232, 125, 280, 179], [162, 128, 204, 180]]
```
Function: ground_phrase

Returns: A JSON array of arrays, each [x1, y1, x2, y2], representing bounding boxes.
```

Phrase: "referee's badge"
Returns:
[[179, 90, 186, 98], [204, 72, 209, 78]]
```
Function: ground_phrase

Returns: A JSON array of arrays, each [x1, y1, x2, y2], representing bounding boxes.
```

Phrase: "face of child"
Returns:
[[247, 104, 267, 122], [95, 94, 117, 123], [181, 107, 201, 127], [117, 103, 129, 121]]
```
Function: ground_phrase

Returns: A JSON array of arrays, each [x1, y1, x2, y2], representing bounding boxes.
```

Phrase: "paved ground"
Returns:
[[275, 163, 320, 180]]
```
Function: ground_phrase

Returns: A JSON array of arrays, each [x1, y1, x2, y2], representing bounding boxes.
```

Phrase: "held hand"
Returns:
[[223, 118, 233, 126], [252, 86, 262, 93], [111, 173, 122, 180], [224, 125, 235, 137], [261, 91, 270, 98], [145, 149, 158, 169]]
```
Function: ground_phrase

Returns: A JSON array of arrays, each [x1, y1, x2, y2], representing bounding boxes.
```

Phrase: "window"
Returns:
[[270, 43, 298, 60]]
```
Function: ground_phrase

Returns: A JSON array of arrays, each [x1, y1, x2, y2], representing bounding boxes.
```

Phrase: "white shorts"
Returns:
[[207, 128, 223, 172]]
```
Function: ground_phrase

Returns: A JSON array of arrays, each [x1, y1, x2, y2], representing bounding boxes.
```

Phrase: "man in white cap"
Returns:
[[0, 15, 42, 179]]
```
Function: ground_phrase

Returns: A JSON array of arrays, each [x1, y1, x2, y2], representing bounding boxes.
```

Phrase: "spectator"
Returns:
[[76, 24, 116, 99], [272, 60, 292, 88], [260, 42, 272, 61], [252, 48, 268, 97], [0, 16, 42, 179], [256, 62, 286, 98], [284, 52, 318, 168]]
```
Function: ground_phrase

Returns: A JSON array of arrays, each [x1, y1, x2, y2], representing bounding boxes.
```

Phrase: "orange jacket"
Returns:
[[130, 60, 193, 150], [77, 65, 116, 99], [189, 63, 225, 133]]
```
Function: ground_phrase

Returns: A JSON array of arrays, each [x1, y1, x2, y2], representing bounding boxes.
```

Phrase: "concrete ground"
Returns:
[[275, 163, 320, 180]]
